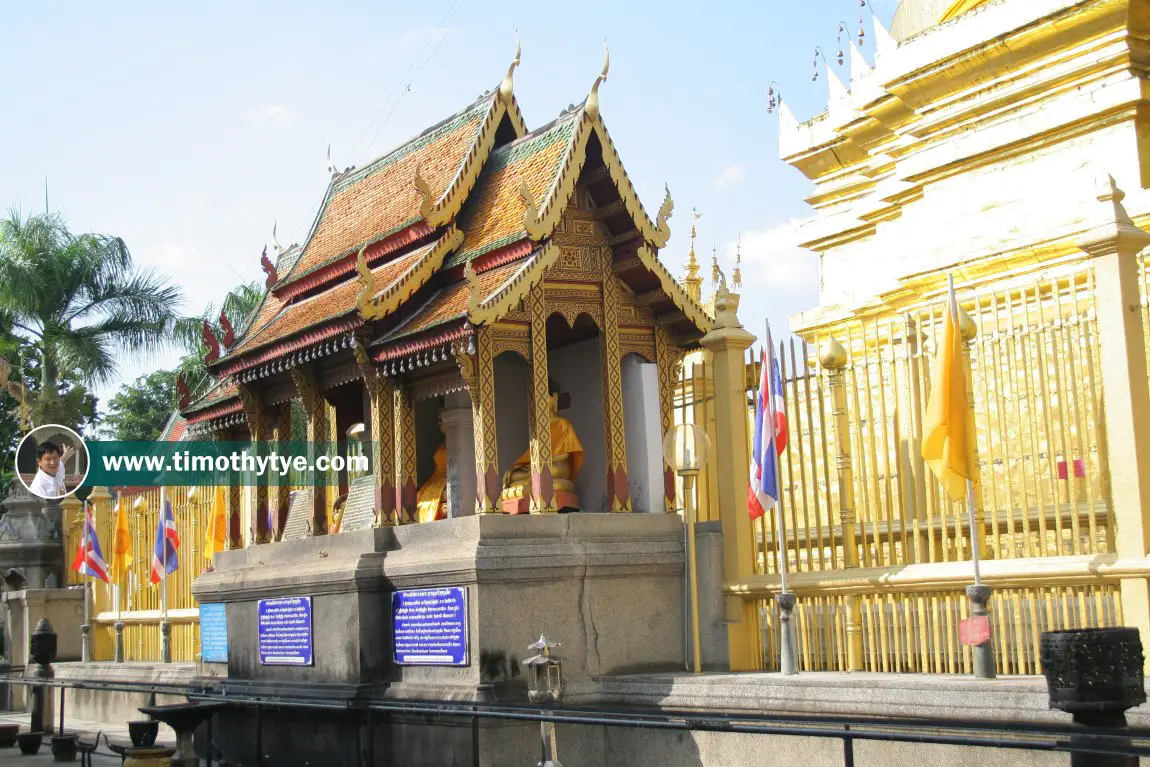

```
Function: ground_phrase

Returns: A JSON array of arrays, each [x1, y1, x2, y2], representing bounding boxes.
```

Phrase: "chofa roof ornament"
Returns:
[[585, 39, 609, 120]]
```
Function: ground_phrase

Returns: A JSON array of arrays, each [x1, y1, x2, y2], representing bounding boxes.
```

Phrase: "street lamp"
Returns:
[[662, 423, 711, 674], [524, 635, 564, 767]]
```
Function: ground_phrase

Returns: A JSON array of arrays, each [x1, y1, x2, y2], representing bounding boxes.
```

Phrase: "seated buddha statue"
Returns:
[[500, 393, 584, 514], [415, 442, 448, 523]]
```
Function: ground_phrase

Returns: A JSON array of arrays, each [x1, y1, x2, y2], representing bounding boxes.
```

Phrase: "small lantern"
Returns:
[[662, 423, 710, 478], [523, 635, 563, 705]]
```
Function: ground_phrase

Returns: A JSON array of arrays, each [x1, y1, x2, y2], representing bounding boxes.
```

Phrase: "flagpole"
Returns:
[[160, 486, 171, 663], [948, 274, 995, 679], [81, 500, 91, 663], [766, 320, 798, 676]]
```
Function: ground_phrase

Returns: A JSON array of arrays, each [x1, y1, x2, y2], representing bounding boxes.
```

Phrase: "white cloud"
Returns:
[[245, 104, 296, 124], [713, 163, 746, 190], [733, 218, 818, 291]]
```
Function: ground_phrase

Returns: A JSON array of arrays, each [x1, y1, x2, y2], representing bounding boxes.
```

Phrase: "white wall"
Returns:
[[548, 338, 607, 513], [622, 355, 664, 513], [494, 353, 530, 477]]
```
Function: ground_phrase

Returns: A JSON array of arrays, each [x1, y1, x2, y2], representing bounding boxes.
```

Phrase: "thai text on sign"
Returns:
[[258, 596, 314, 666], [392, 587, 468, 666]]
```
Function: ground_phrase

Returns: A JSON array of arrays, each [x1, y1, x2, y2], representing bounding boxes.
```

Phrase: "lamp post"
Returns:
[[663, 423, 711, 674], [524, 635, 564, 767]]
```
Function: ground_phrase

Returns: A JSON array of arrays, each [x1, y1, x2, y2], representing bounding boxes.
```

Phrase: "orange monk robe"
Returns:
[[416, 444, 449, 523], [510, 416, 585, 481]]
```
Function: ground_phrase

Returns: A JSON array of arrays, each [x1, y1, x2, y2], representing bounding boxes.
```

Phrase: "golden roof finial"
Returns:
[[499, 29, 521, 103], [682, 207, 703, 303], [733, 235, 743, 290], [711, 238, 720, 286], [585, 39, 610, 120]]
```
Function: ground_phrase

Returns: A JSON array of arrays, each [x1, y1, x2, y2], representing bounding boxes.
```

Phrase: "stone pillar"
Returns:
[[270, 402, 293, 539], [528, 287, 557, 513], [655, 326, 683, 512], [238, 385, 272, 545], [820, 339, 863, 672], [394, 385, 417, 523], [442, 393, 476, 518], [355, 340, 396, 526], [601, 267, 631, 511], [463, 330, 500, 514], [1075, 175, 1150, 666], [698, 284, 759, 671], [290, 365, 329, 536]]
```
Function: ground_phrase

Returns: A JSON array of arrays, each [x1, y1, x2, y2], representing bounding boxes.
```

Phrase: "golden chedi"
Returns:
[[416, 443, 448, 523], [500, 394, 584, 514]]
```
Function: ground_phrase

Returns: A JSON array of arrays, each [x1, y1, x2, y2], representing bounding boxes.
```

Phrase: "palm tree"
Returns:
[[173, 280, 265, 398], [0, 209, 181, 428]]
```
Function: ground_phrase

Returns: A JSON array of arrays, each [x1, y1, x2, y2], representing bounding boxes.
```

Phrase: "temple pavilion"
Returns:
[[179, 44, 710, 546]]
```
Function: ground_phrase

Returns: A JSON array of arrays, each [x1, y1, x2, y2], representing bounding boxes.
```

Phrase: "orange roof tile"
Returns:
[[377, 258, 528, 344], [184, 380, 239, 415], [226, 239, 440, 359], [282, 95, 495, 287], [452, 112, 579, 263]]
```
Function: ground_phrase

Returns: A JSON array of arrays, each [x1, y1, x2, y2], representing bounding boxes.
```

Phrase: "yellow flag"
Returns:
[[204, 486, 228, 560], [921, 287, 972, 501], [109, 495, 133, 583]]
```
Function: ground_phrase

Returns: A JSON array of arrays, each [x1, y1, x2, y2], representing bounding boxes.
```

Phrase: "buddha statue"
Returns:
[[500, 393, 584, 514], [415, 443, 448, 523]]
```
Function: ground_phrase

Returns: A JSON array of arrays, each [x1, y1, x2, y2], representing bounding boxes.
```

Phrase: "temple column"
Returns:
[[601, 264, 631, 511], [442, 392, 476, 517], [655, 325, 682, 513], [290, 365, 329, 536], [213, 427, 244, 550], [528, 287, 557, 513], [394, 384, 417, 523], [355, 341, 396, 525], [461, 329, 500, 513], [269, 402, 293, 540], [237, 385, 271, 545], [699, 285, 759, 671], [1076, 176, 1150, 666]]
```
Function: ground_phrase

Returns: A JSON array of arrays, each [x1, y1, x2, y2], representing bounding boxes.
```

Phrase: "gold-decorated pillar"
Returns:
[[289, 365, 329, 536], [528, 287, 556, 513], [464, 329, 501, 514], [820, 338, 864, 672], [600, 265, 631, 511], [655, 325, 682, 512], [1075, 175, 1150, 666], [237, 384, 271, 545], [269, 402, 293, 540], [698, 284, 759, 671], [355, 341, 396, 525], [394, 384, 417, 523], [214, 427, 244, 549]]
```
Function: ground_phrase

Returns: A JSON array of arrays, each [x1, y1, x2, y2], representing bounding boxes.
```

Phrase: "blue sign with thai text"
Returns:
[[258, 596, 314, 666], [392, 587, 468, 666], [199, 603, 228, 663]]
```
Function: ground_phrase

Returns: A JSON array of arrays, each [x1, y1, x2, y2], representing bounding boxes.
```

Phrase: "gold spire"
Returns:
[[683, 208, 702, 302], [711, 237, 720, 286], [733, 235, 743, 290]]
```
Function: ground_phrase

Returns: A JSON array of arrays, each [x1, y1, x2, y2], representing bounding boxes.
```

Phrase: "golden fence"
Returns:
[[678, 264, 1126, 674]]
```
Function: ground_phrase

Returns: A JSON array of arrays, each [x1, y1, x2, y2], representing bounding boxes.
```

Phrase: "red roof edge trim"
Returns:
[[442, 239, 534, 281], [185, 398, 245, 425], [218, 315, 365, 376], [274, 221, 435, 301], [371, 321, 470, 363]]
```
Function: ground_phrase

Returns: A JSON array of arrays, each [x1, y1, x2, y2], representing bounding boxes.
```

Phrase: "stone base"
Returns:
[[191, 513, 685, 763]]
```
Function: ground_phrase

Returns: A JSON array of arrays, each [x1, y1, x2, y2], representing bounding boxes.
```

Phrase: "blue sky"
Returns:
[[0, 1, 898, 407]]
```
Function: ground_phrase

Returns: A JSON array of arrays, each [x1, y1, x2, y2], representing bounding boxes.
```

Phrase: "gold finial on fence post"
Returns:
[[957, 305, 991, 561], [819, 337, 864, 672]]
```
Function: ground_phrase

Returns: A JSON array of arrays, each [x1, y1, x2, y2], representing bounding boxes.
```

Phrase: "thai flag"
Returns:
[[70, 502, 110, 583], [748, 324, 788, 520], [149, 498, 180, 584]]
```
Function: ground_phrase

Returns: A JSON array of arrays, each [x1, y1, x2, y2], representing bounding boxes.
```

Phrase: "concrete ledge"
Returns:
[[49, 662, 196, 734], [598, 671, 1150, 726]]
